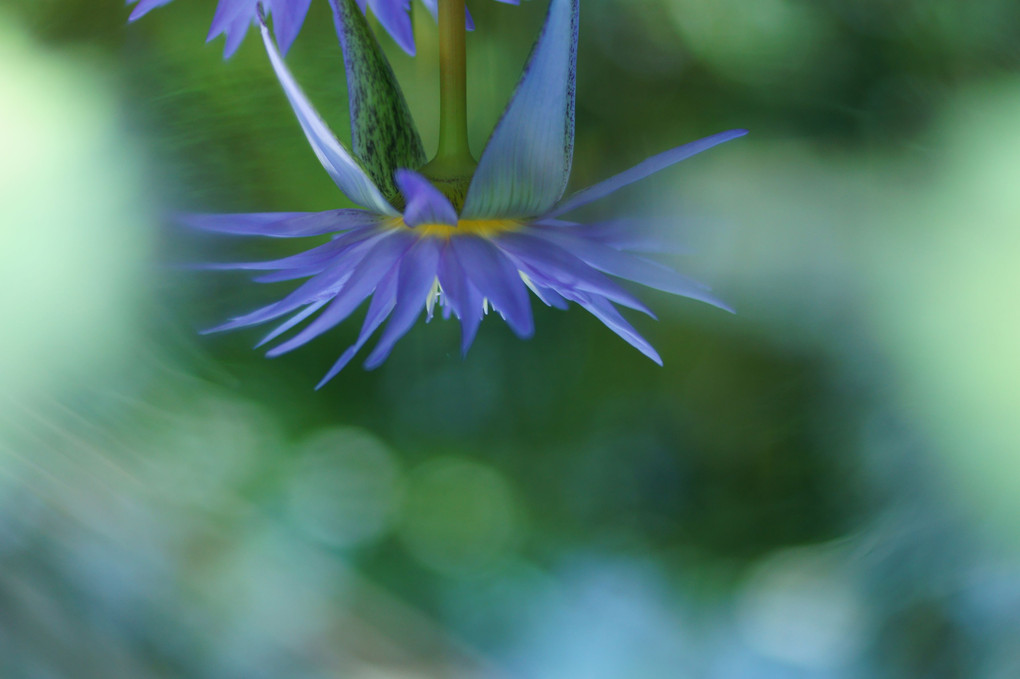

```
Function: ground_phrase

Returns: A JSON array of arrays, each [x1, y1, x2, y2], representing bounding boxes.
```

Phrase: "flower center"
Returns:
[[394, 218, 522, 239]]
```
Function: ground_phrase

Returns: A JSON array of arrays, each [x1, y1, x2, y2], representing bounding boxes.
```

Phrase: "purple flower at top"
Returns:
[[128, 0, 311, 56], [127, 0, 519, 57], [187, 0, 746, 387]]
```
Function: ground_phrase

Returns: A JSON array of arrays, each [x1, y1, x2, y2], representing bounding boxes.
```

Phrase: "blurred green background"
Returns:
[[2, 0, 1020, 676]]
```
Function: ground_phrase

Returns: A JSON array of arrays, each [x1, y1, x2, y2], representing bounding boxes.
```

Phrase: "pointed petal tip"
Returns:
[[362, 355, 385, 371], [315, 346, 360, 388], [263, 335, 303, 357], [126, 0, 166, 22], [198, 321, 232, 336], [314, 356, 350, 389], [396, 169, 459, 227], [513, 324, 536, 340], [276, 37, 296, 57], [685, 295, 735, 315], [549, 127, 751, 218]]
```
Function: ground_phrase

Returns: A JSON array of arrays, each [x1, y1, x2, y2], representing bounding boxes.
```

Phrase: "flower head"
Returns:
[[127, 0, 519, 57], [128, 0, 312, 57], [189, 0, 745, 387]]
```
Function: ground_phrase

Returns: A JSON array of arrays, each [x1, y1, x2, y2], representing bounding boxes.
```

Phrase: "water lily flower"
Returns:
[[189, 0, 746, 387], [127, 0, 312, 56], [126, 0, 519, 57]]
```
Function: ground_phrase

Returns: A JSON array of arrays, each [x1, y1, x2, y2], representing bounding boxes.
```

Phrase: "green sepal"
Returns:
[[331, 0, 427, 205]]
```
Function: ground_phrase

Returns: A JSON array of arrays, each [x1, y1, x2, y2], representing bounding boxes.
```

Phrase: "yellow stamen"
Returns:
[[390, 218, 523, 240]]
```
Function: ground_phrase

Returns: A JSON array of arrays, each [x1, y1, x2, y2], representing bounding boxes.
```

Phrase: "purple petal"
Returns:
[[529, 228, 733, 312], [461, 0, 579, 218], [437, 242, 484, 355], [547, 129, 748, 218], [197, 226, 383, 272], [315, 269, 400, 388], [204, 231, 390, 332], [363, 238, 442, 368], [522, 276, 569, 310], [256, 299, 328, 347], [569, 292, 662, 365], [367, 0, 415, 55], [268, 0, 312, 54], [495, 232, 654, 316], [258, 15, 396, 214], [450, 236, 534, 338], [265, 231, 415, 356], [208, 0, 251, 40], [253, 267, 324, 283], [127, 0, 174, 22], [395, 170, 458, 227], [196, 241, 351, 273], [182, 209, 382, 238], [220, 8, 255, 57]]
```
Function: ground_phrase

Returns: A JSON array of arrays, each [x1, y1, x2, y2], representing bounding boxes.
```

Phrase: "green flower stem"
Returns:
[[423, 0, 477, 184]]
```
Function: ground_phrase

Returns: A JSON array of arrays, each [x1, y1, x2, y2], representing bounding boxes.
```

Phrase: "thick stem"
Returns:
[[426, 0, 476, 180]]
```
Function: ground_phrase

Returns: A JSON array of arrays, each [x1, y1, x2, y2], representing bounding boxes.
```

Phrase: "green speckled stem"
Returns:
[[333, 0, 426, 204]]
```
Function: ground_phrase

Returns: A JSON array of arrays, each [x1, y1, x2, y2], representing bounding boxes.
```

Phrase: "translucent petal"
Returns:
[[529, 228, 733, 312], [533, 219, 696, 254], [182, 209, 382, 238], [547, 129, 748, 217], [196, 227, 382, 272], [495, 232, 653, 316], [569, 292, 662, 365], [256, 299, 328, 348], [259, 17, 397, 215]]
